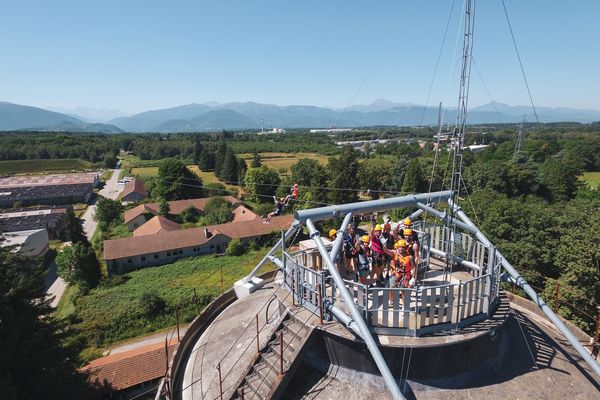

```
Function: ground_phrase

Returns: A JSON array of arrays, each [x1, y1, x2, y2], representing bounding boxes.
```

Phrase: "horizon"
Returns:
[[1, 1, 599, 114]]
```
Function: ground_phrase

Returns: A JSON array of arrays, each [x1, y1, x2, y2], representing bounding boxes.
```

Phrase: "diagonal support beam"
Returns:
[[306, 218, 404, 400]]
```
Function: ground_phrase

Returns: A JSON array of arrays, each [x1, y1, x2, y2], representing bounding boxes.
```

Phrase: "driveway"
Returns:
[[47, 169, 123, 307]]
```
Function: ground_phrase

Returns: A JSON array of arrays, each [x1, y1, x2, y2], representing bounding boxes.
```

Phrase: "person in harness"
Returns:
[[380, 222, 395, 282], [328, 228, 346, 277], [396, 217, 421, 266], [383, 239, 416, 306], [356, 235, 371, 285], [284, 183, 299, 206], [264, 196, 285, 223]]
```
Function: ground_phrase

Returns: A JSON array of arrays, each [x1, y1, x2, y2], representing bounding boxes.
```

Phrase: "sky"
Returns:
[[1, 0, 599, 114]]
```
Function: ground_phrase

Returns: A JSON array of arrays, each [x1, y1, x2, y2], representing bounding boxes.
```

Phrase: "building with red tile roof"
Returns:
[[133, 215, 181, 237], [120, 179, 148, 202]]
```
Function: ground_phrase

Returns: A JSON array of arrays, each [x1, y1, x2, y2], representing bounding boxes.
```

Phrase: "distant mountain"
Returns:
[[106, 100, 600, 132], [46, 106, 131, 123], [0, 102, 123, 133]]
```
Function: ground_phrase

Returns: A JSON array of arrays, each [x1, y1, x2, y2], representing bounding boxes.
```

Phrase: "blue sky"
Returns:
[[1, 0, 598, 113]]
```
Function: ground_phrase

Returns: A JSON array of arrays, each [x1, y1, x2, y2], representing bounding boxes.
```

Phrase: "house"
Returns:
[[133, 215, 181, 237], [0, 228, 49, 257], [123, 196, 243, 231], [120, 179, 148, 203], [103, 214, 293, 274], [82, 338, 178, 399], [0, 173, 99, 207]]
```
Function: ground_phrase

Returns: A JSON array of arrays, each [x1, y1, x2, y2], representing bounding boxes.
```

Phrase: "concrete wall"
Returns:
[[126, 214, 147, 231], [19, 229, 50, 257], [122, 192, 146, 203]]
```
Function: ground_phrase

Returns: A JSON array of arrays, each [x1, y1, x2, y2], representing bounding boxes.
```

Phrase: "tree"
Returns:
[[220, 147, 238, 184], [389, 156, 409, 193], [55, 241, 101, 292], [203, 196, 233, 224], [244, 166, 281, 202], [156, 158, 203, 200], [192, 138, 203, 165], [0, 245, 91, 399], [198, 145, 215, 171], [290, 158, 328, 203], [94, 195, 122, 226], [214, 143, 228, 178], [251, 151, 262, 168], [180, 205, 201, 223], [401, 158, 427, 194], [237, 157, 247, 187], [359, 158, 392, 199], [159, 198, 170, 216], [103, 153, 118, 168], [226, 238, 246, 256], [204, 182, 227, 197], [62, 207, 88, 244], [538, 156, 581, 202], [328, 145, 359, 204]]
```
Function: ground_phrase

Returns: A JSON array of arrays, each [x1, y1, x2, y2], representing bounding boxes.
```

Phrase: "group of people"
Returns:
[[329, 217, 421, 304]]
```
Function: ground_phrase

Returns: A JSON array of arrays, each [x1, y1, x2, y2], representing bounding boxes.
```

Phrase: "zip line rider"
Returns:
[[264, 196, 285, 223], [284, 183, 299, 206]]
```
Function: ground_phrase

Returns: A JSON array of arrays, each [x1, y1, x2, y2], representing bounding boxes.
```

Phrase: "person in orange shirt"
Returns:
[[383, 239, 416, 306]]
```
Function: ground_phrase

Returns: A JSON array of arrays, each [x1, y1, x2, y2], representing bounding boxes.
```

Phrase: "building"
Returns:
[[123, 196, 243, 231], [0, 228, 49, 257], [0, 206, 68, 239], [0, 173, 99, 207], [103, 214, 292, 275], [133, 215, 181, 237], [119, 179, 148, 203], [82, 338, 178, 399]]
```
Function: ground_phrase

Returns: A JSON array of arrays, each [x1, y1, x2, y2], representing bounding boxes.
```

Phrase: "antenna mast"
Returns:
[[446, 0, 475, 278], [513, 115, 525, 160]]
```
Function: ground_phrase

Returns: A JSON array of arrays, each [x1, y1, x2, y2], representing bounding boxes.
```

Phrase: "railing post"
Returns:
[[256, 314, 260, 354], [318, 285, 324, 325], [292, 274, 296, 306], [279, 331, 284, 375], [593, 306, 600, 358], [164, 338, 169, 376], [217, 362, 223, 400], [553, 282, 561, 313]]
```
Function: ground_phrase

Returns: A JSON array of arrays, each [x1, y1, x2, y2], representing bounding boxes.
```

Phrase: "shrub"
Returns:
[[139, 292, 167, 317], [226, 238, 246, 256]]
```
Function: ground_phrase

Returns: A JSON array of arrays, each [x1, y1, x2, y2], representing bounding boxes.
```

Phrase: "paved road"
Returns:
[[46, 169, 122, 308]]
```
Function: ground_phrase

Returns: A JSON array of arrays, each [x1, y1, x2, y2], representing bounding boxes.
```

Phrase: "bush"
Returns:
[[139, 292, 167, 317], [226, 238, 246, 256], [204, 196, 233, 224]]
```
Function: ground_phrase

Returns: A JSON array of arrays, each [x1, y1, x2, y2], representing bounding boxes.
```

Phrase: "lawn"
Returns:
[[56, 251, 273, 360], [0, 158, 94, 175], [130, 165, 241, 193], [580, 172, 600, 189]]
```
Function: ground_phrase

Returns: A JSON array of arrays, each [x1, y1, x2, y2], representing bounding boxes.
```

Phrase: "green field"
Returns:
[[57, 251, 272, 359], [239, 152, 329, 173], [580, 172, 600, 189], [0, 158, 94, 175]]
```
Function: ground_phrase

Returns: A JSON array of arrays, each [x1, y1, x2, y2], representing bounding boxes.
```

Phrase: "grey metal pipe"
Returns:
[[242, 221, 302, 283], [267, 255, 284, 269], [324, 300, 363, 338], [415, 202, 477, 235], [428, 247, 481, 272], [449, 200, 600, 378], [294, 190, 453, 223], [329, 213, 354, 264], [305, 219, 404, 400]]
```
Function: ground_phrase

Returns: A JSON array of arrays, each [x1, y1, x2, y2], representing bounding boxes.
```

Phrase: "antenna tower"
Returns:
[[513, 116, 525, 160]]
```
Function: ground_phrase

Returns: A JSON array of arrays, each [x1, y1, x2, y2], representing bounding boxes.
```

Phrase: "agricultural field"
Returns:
[[0, 158, 94, 175], [56, 251, 272, 360], [239, 152, 329, 173], [580, 172, 600, 189]]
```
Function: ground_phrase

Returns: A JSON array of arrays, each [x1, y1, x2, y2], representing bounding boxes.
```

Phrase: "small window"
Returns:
[[154, 254, 159, 259], [179, 250, 184, 255], [127, 258, 132, 264], [210, 245, 215, 249], [141, 256, 146, 261], [167, 252, 171, 256]]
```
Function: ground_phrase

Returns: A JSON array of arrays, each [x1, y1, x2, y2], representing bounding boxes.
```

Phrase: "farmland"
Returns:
[[0, 158, 94, 175], [580, 172, 600, 189], [239, 152, 329, 173]]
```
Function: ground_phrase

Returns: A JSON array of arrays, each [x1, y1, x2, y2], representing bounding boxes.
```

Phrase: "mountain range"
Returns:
[[1, 100, 599, 133]]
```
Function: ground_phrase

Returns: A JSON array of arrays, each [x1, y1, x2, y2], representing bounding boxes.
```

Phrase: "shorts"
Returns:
[[371, 252, 385, 268], [389, 274, 409, 288], [358, 264, 370, 277]]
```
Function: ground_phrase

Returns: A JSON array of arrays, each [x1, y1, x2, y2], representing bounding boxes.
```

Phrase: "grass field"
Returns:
[[130, 165, 241, 193], [239, 152, 329, 173], [56, 251, 272, 359], [0, 158, 94, 175], [580, 172, 600, 189]]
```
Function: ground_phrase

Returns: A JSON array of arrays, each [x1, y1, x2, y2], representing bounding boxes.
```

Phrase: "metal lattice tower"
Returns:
[[513, 116, 525, 160], [446, 0, 475, 275]]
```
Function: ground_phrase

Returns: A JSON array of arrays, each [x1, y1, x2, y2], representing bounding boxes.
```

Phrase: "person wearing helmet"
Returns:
[[383, 239, 416, 306], [355, 234, 371, 284], [343, 223, 365, 280], [329, 228, 345, 276], [265, 196, 285, 223], [369, 223, 386, 287], [380, 222, 395, 281], [400, 227, 420, 266], [284, 183, 299, 206]]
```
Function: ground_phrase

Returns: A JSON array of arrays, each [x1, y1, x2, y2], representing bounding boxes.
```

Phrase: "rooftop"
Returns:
[[120, 178, 148, 200], [0, 172, 98, 188], [123, 196, 242, 223], [133, 215, 181, 237]]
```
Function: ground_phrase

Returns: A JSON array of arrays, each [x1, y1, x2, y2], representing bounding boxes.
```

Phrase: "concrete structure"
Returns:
[[1, 228, 49, 257], [0, 206, 68, 239], [104, 214, 292, 274], [120, 178, 148, 202], [123, 196, 243, 231]]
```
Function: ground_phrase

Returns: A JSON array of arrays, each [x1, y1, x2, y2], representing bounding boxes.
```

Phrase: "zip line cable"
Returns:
[[471, 56, 503, 124], [501, 0, 541, 127], [419, 0, 458, 126]]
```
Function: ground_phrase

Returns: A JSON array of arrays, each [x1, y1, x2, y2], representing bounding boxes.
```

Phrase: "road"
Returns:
[[46, 169, 122, 308]]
